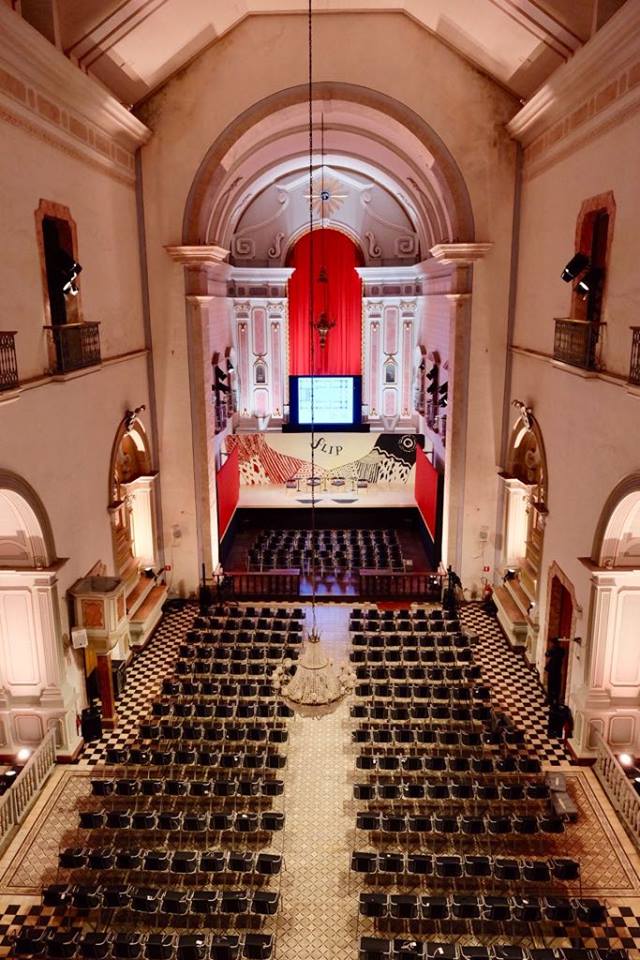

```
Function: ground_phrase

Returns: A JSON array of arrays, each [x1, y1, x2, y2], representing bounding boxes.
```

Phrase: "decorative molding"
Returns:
[[165, 245, 230, 266], [508, 1, 640, 147], [429, 243, 493, 264], [0, 6, 149, 182]]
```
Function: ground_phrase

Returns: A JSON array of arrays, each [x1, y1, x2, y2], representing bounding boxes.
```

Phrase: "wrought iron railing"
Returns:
[[629, 328, 640, 386], [593, 730, 640, 848], [0, 331, 19, 392], [359, 569, 445, 601], [44, 322, 101, 374], [0, 728, 57, 853], [553, 318, 598, 370]]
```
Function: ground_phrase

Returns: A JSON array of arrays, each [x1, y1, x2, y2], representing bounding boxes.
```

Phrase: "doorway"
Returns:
[[546, 574, 573, 704]]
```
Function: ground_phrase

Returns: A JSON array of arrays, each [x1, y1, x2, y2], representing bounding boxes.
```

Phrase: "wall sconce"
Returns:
[[314, 312, 335, 349]]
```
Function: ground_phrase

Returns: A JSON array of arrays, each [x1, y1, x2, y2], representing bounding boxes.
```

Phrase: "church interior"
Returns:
[[2, 0, 640, 957]]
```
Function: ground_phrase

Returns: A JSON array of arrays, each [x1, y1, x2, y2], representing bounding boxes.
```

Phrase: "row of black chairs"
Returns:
[[178, 645, 299, 662], [174, 663, 275, 678], [351, 626, 465, 640], [194, 608, 304, 626], [359, 939, 625, 960], [352, 726, 517, 749], [161, 680, 290, 704], [351, 851, 579, 884], [351, 662, 482, 682], [355, 753, 541, 776], [184, 632, 302, 648], [151, 701, 283, 720], [13, 928, 274, 960], [355, 810, 564, 838], [357, 706, 495, 726], [351, 650, 475, 667], [138, 723, 288, 744], [358, 892, 604, 924], [78, 809, 284, 835], [104, 747, 287, 771], [351, 607, 457, 623], [90, 777, 284, 800], [43, 883, 279, 917], [353, 780, 550, 804], [354, 683, 491, 701], [351, 635, 469, 650], [59, 847, 282, 877]]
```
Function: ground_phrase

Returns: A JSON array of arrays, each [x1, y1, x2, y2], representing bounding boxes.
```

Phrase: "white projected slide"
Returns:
[[298, 377, 354, 424]]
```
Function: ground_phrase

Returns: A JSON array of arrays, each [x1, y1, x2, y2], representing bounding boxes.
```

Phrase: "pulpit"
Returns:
[[69, 576, 130, 727]]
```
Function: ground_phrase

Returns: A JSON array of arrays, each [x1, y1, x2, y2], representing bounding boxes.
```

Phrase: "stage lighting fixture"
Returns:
[[426, 366, 438, 395], [57, 249, 82, 296], [618, 753, 634, 767], [214, 366, 230, 393], [575, 267, 600, 298], [438, 382, 448, 408], [561, 252, 589, 282]]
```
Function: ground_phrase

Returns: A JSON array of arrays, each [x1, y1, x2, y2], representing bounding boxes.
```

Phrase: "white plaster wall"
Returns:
[[0, 119, 145, 380], [514, 111, 640, 375], [511, 107, 640, 697], [1, 357, 152, 714], [138, 11, 518, 591]]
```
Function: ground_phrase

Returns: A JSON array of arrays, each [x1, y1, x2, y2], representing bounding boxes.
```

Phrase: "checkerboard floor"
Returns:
[[459, 602, 573, 766], [2, 598, 638, 960], [77, 602, 194, 766]]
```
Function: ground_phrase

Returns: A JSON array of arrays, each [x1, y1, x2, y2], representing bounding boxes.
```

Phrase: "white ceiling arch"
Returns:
[[53, 0, 626, 106], [183, 84, 475, 260]]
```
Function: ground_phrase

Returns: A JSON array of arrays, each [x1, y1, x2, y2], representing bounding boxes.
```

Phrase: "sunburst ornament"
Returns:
[[305, 173, 348, 217]]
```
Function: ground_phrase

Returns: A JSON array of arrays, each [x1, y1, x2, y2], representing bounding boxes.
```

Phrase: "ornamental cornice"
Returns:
[[165, 245, 230, 266], [429, 243, 493, 264]]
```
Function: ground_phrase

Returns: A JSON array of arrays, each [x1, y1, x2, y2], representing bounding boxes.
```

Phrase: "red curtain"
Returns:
[[415, 445, 439, 540], [288, 229, 362, 375], [216, 446, 240, 541]]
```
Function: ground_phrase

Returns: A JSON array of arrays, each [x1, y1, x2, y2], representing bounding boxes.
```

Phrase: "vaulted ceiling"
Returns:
[[54, 0, 627, 107]]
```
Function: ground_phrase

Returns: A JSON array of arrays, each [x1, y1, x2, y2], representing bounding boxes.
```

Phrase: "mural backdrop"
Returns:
[[226, 433, 423, 486]]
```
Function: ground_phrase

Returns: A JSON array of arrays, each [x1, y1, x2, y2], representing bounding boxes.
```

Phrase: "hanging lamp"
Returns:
[[271, 0, 354, 717]]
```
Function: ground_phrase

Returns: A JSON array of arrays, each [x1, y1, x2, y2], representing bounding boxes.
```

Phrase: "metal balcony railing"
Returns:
[[629, 327, 640, 387], [0, 331, 19, 392], [553, 318, 598, 370], [44, 322, 101, 374]]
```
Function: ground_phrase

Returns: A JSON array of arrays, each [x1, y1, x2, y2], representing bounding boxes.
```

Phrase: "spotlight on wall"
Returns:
[[575, 267, 600, 298], [16, 748, 31, 763], [214, 366, 230, 394], [58, 250, 82, 296], [618, 752, 634, 767], [561, 252, 589, 282]]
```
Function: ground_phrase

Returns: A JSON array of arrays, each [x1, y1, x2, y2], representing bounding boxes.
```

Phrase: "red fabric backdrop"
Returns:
[[288, 230, 362, 375], [216, 446, 240, 541], [415, 444, 440, 540]]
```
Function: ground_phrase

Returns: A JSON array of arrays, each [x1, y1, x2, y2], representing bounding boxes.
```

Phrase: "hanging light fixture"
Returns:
[[271, 0, 354, 716], [313, 116, 335, 350]]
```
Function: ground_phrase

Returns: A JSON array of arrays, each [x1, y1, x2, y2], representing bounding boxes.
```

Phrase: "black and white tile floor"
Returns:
[[459, 603, 572, 766], [78, 602, 194, 766], [3, 600, 639, 958]]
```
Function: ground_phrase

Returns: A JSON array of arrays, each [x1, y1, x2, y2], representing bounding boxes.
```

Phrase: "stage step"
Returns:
[[126, 574, 154, 617], [129, 583, 167, 649], [494, 585, 527, 650], [507, 577, 530, 618]]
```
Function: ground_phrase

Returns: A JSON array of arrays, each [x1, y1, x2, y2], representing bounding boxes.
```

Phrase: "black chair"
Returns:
[[359, 893, 388, 918], [48, 932, 81, 960], [252, 891, 279, 916], [483, 896, 511, 923], [177, 935, 208, 960], [81, 933, 111, 960], [359, 939, 391, 960], [493, 858, 520, 882], [243, 935, 273, 960], [352, 851, 377, 875], [113, 934, 144, 959], [191, 891, 219, 916], [13, 928, 49, 958], [211, 937, 240, 960], [389, 895, 419, 920], [145, 935, 177, 960], [255, 852, 282, 875]]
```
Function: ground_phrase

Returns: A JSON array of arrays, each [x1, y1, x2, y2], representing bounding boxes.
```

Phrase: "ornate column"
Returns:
[[422, 244, 493, 583], [165, 246, 231, 580]]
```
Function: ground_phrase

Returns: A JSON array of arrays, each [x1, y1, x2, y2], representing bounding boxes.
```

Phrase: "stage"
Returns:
[[238, 481, 416, 510]]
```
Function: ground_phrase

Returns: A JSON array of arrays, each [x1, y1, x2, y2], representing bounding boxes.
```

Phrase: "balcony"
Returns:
[[44, 322, 101, 375], [0, 332, 19, 393], [629, 328, 640, 387], [553, 318, 598, 370]]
